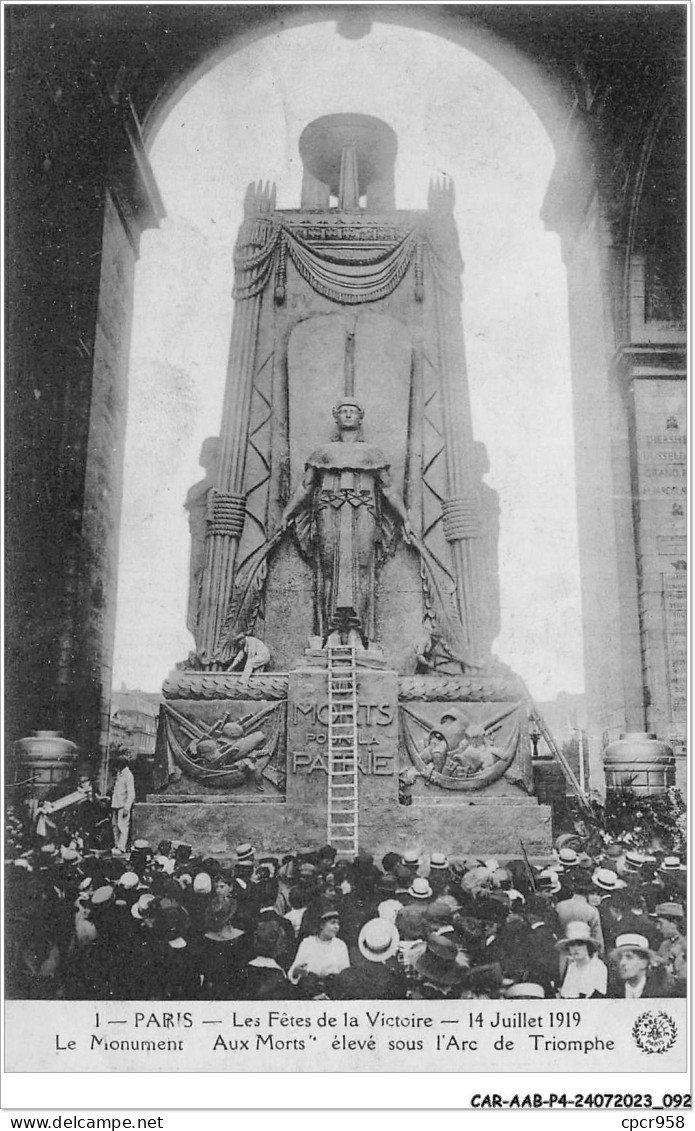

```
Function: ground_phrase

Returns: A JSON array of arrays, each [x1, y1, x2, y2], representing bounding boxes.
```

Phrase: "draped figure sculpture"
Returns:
[[281, 399, 410, 648]]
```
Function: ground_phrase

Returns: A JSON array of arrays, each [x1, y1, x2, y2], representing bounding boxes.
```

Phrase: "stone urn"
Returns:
[[15, 730, 78, 798], [603, 732, 675, 797]]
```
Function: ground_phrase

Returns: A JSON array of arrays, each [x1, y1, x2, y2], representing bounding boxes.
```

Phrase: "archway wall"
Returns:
[[7, 6, 684, 780]]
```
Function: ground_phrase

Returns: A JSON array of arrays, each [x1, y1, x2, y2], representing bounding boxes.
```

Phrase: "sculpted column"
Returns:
[[197, 182, 276, 665], [426, 179, 485, 661]]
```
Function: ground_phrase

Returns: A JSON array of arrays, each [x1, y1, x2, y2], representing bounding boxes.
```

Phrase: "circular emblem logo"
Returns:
[[632, 1010, 678, 1054]]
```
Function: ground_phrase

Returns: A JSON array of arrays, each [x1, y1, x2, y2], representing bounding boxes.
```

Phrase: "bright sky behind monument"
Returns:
[[112, 18, 584, 701]]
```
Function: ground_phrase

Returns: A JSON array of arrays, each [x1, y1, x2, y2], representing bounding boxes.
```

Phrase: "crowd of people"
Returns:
[[5, 811, 687, 1001]]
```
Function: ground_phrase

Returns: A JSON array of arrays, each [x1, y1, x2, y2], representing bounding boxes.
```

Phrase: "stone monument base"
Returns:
[[133, 794, 551, 861], [148, 664, 553, 861]]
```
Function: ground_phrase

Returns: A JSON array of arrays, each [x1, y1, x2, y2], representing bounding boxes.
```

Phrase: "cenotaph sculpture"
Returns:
[[141, 114, 551, 857]]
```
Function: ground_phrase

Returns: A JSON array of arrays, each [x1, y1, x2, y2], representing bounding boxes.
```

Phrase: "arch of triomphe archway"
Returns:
[[6, 6, 685, 786]]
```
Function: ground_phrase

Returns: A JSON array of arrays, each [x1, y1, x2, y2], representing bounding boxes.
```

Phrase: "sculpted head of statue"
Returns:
[[332, 398, 364, 435]]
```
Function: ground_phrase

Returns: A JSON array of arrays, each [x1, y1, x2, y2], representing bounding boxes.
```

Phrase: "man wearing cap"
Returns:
[[281, 399, 410, 648], [110, 755, 135, 854], [653, 903, 686, 979]]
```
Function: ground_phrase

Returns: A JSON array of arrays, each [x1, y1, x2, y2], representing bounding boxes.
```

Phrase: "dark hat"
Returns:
[[153, 906, 188, 943], [426, 899, 455, 926], [415, 935, 468, 986], [394, 863, 412, 887], [377, 873, 398, 894], [469, 963, 505, 994], [253, 920, 285, 958]]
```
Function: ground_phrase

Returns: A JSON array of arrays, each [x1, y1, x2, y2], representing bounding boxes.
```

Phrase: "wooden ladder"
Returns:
[[326, 643, 359, 855]]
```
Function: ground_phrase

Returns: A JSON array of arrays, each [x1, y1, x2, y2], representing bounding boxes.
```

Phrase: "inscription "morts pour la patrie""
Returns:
[[292, 750, 394, 775], [291, 702, 394, 727]]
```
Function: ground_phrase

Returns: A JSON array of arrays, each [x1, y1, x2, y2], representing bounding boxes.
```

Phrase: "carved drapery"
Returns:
[[234, 220, 420, 306], [196, 183, 486, 666]]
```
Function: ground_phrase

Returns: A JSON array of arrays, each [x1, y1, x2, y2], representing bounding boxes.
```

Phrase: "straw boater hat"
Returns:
[[91, 885, 114, 907], [402, 849, 420, 869], [414, 935, 468, 986], [504, 983, 545, 999], [660, 856, 684, 873], [557, 848, 579, 867], [358, 918, 400, 963], [408, 877, 433, 900], [555, 921, 598, 954], [611, 933, 659, 963], [624, 850, 649, 872], [429, 852, 448, 871], [117, 871, 140, 891], [131, 893, 157, 921], [236, 843, 255, 867], [592, 868, 625, 892]]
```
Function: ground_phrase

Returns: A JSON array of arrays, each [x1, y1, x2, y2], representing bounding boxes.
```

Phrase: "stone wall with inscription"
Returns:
[[631, 378, 686, 761], [286, 667, 399, 811]]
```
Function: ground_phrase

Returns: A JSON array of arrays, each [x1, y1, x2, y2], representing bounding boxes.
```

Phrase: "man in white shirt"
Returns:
[[227, 634, 271, 686], [110, 755, 135, 853]]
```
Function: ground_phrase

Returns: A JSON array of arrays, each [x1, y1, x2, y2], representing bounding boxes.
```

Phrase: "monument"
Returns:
[[137, 114, 551, 857]]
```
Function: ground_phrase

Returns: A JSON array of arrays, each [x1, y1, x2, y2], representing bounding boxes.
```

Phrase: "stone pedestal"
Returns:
[[135, 665, 552, 858]]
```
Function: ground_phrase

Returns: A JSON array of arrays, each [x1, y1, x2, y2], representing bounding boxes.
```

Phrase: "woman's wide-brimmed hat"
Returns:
[[555, 921, 598, 953], [358, 918, 400, 963], [414, 934, 468, 986]]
